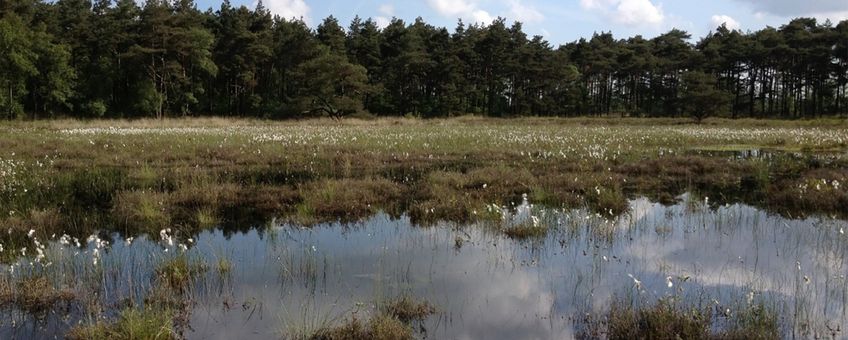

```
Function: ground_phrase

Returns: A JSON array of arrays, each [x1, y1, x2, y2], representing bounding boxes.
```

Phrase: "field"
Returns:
[[0, 117, 847, 339]]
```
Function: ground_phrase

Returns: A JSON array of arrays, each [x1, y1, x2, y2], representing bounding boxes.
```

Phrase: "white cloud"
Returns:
[[507, 0, 544, 23], [425, 0, 544, 25], [426, 0, 494, 24], [710, 14, 740, 30], [375, 3, 394, 28], [580, 0, 664, 27], [378, 4, 395, 16], [579, 0, 606, 10], [260, 0, 310, 22], [472, 9, 495, 24], [427, 0, 476, 17], [375, 17, 391, 28]]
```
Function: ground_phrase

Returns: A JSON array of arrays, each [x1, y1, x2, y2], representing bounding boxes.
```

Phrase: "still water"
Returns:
[[3, 195, 847, 339]]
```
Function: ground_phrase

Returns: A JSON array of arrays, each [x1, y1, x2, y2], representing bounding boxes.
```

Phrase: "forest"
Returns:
[[1, 0, 848, 120]]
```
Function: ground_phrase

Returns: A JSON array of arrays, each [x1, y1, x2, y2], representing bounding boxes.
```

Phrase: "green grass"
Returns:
[[195, 207, 219, 229], [67, 307, 176, 340], [216, 256, 233, 277], [155, 254, 207, 291]]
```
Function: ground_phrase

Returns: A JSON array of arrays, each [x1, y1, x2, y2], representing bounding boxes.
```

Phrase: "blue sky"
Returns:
[[194, 0, 848, 44]]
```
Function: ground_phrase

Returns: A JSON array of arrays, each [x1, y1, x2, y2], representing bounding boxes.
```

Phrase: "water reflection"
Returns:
[[2, 196, 847, 339]]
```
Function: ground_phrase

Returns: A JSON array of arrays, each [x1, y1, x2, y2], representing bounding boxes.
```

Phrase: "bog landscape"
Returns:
[[2, 0, 848, 339]]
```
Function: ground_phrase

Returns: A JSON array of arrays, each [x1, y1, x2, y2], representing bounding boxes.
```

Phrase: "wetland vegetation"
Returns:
[[0, 118, 846, 339]]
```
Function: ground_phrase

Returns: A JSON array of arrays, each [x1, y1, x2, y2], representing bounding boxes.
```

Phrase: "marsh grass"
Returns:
[[604, 299, 711, 339], [308, 314, 413, 340], [66, 307, 176, 340], [283, 295, 435, 340], [1, 118, 846, 239], [0, 209, 63, 240], [216, 256, 233, 277], [579, 298, 782, 340], [129, 165, 167, 190], [279, 300, 347, 340], [380, 295, 436, 322], [0, 274, 74, 313], [588, 185, 629, 217], [195, 207, 219, 229], [278, 246, 325, 288], [503, 221, 549, 239], [409, 166, 534, 225], [0, 117, 845, 338], [295, 178, 404, 225], [715, 303, 781, 340], [154, 254, 207, 291], [113, 190, 172, 233]]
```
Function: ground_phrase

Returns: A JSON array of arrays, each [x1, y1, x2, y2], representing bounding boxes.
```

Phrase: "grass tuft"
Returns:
[[503, 220, 549, 239], [67, 307, 176, 340], [0, 274, 74, 313], [381, 295, 436, 322], [112, 190, 172, 233], [578, 298, 782, 340], [307, 314, 413, 340], [155, 254, 207, 291]]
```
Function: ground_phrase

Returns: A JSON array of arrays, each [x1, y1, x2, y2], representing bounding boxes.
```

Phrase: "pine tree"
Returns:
[[681, 70, 730, 123], [294, 48, 370, 119]]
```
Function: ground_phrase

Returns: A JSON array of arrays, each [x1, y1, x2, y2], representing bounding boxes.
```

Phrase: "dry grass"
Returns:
[[381, 296, 436, 322], [578, 299, 782, 340], [604, 300, 710, 340], [0, 275, 75, 313], [308, 314, 413, 340], [6, 116, 846, 130], [503, 221, 549, 239]]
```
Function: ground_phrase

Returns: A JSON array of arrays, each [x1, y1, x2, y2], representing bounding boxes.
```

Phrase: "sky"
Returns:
[[193, 0, 848, 44]]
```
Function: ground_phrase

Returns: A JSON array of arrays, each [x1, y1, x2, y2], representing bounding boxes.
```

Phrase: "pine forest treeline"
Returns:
[[2, 0, 848, 119]]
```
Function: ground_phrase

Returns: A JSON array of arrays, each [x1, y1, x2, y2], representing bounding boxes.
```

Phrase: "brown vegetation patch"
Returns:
[[409, 166, 535, 224], [0, 275, 75, 313], [382, 296, 436, 322], [503, 221, 549, 239], [309, 314, 413, 340], [578, 299, 781, 340], [0, 208, 62, 235], [296, 178, 405, 224]]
